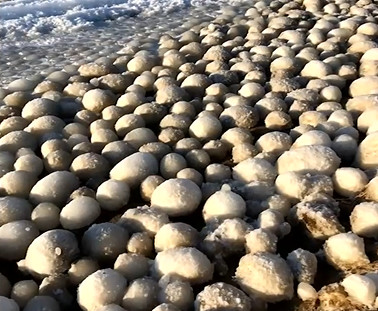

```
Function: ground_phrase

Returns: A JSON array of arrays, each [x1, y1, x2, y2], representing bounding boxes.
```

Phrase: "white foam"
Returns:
[[0, 0, 234, 42]]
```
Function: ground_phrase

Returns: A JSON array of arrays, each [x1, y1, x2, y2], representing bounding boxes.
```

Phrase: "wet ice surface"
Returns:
[[0, 0, 249, 86], [0, 0, 222, 41]]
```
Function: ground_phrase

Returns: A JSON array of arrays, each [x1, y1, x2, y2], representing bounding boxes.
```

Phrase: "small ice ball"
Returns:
[[121, 278, 159, 311], [235, 252, 294, 302], [153, 247, 213, 285], [77, 269, 127, 311], [324, 232, 370, 270], [194, 282, 252, 311], [286, 249, 317, 284], [350, 202, 378, 239], [151, 179, 202, 217], [341, 274, 376, 306], [158, 280, 194, 311], [332, 168, 368, 197], [96, 179, 130, 211], [297, 282, 318, 301], [245, 228, 277, 255], [155, 223, 199, 252], [202, 185, 246, 223]]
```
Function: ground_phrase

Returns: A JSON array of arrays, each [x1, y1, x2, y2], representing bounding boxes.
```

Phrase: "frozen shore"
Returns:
[[0, 0, 378, 310], [0, 0, 249, 85]]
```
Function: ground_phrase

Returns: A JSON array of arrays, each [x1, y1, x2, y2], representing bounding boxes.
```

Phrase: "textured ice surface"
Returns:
[[0, 0, 250, 85], [0, 0, 229, 41]]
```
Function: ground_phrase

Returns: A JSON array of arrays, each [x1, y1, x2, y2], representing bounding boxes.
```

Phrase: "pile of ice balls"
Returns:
[[0, 0, 378, 310]]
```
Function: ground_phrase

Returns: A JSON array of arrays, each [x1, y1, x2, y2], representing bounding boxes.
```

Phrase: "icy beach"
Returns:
[[0, 0, 247, 85], [0, 0, 378, 310]]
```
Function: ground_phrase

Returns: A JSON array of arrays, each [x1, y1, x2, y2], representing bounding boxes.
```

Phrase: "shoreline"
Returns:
[[0, 1, 249, 86]]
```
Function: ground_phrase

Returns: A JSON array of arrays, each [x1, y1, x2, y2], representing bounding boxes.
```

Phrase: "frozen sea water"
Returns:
[[0, 0, 250, 86]]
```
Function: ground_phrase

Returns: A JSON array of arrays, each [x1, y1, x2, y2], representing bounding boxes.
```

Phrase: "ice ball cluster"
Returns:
[[0, 0, 378, 310]]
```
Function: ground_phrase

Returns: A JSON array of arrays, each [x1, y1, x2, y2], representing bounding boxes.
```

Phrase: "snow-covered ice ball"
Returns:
[[286, 249, 317, 284], [0, 220, 39, 261], [153, 247, 213, 285], [114, 253, 150, 281], [23, 229, 79, 278], [232, 143, 259, 164], [354, 132, 378, 169], [262, 194, 292, 217], [277, 145, 340, 176], [221, 128, 253, 148], [10, 280, 39, 308], [204, 163, 231, 183], [68, 258, 99, 285], [257, 209, 286, 237], [29, 171, 79, 207], [365, 176, 378, 202], [177, 168, 203, 186], [151, 179, 202, 217], [345, 95, 378, 120], [350, 202, 378, 239], [110, 152, 158, 188], [292, 201, 344, 240], [70, 152, 110, 180], [77, 269, 127, 311], [332, 168, 368, 197], [194, 282, 252, 311], [155, 223, 199, 252], [181, 73, 211, 97], [189, 115, 222, 142], [23, 296, 60, 311], [297, 282, 318, 301], [357, 106, 378, 133], [79, 62, 114, 77], [158, 279, 194, 311], [152, 303, 180, 311], [324, 232, 370, 270], [60, 196, 101, 230], [202, 185, 246, 223], [127, 55, 155, 74], [255, 131, 292, 155], [219, 105, 259, 130], [298, 111, 326, 128], [0, 171, 36, 198], [95, 305, 126, 311], [0, 196, 32, 226], [118, 205, 169, 237], [96, 179, 130, 211], [122, 277, 159, 311], [301, 60, 332, 79], [156, 85, 189, 105], [0, 273, 11, 298], [235, 252, 294, 302], [233, 158, 277, 185], [201, 218, 252, 257], [82, 89, 116, 113], [21, 98, 60, 121], [265, 111, 292, 130], [140, 175, 165, 202], [245, 228, 277, 255], [82, 223, 129, 263], [341, 274, 376, 306], [292, 130, 332, 149], [332, 134, 358, 163], [160, 153, 187, 179], [126, 232, 154, 257], [349, 76, 378, 97], [0, 296, 20, 311]]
